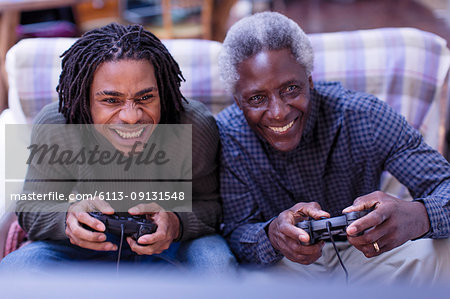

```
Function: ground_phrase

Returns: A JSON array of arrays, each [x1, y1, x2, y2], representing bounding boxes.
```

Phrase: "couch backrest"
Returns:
[[5, 28, 450, 153], [2, 28, 450, 205]]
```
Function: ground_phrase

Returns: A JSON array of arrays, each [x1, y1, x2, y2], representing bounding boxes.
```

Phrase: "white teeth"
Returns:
[[269, 120, 294, 133], [114, 128, 144, 139]]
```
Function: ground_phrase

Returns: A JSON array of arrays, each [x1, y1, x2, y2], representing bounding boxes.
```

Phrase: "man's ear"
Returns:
[[233, 96, 242, 110], [308, 76, 314, 90]]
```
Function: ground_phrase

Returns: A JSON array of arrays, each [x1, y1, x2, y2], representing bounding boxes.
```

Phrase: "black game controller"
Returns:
[[84, 212, 157, 245], [296, 209, 373, 244]]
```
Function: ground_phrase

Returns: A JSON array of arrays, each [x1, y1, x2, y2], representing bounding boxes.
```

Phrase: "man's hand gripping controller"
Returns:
[[296, 209, 373, 244], [84, 212, 157, 245]]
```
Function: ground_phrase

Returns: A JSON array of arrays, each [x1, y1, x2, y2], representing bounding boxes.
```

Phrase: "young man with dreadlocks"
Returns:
[[1, 23, 236, 273]]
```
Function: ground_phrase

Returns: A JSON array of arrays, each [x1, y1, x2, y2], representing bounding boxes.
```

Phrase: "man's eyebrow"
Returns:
[[240, 86, 266, 97], [134, 87, 157, 97], [282, 80, 306, 88], [96, 90, 123, 97], [95, 87, 157, 97]]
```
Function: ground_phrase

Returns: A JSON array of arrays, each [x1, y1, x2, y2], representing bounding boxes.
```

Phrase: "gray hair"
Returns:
[[218, 12, 314, 94]]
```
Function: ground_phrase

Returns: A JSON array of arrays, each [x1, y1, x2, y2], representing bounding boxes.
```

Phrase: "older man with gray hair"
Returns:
[[216, 12, 450, 284]]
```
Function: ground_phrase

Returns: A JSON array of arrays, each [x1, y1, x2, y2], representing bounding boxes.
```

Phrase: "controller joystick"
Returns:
[[296, 208, 373, 244]]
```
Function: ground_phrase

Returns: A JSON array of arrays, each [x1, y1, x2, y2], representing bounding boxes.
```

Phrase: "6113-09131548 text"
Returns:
[[10, 191, 185, 201]]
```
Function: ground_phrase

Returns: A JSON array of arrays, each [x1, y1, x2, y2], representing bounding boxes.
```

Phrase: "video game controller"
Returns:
[[296, 208, 373, 244], [84, 212, 157, 245]]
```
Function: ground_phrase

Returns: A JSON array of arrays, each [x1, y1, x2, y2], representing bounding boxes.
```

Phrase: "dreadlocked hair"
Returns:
[[57, 23, 186, 124]]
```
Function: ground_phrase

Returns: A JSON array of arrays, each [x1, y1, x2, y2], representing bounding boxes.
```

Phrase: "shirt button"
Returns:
[[437, 223, 442, 230]]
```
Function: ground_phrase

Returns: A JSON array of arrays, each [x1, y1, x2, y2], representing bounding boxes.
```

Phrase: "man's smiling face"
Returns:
[[233, 49, 313, 152], [89, 59, 161, 154]]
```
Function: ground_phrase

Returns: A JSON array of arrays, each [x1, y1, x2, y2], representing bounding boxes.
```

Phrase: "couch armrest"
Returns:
[[0, 211, 17, 261]]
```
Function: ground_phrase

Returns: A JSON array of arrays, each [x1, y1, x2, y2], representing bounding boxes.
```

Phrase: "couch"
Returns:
[[1, 27, 449, 260]]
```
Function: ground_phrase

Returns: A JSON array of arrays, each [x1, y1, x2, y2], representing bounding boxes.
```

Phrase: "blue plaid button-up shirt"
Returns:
[[216, 81, 450, 265]]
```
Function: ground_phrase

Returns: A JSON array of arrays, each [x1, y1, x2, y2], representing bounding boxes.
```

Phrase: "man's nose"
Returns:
[[118, 102, 142, 124], [268, 96, 289, 120]]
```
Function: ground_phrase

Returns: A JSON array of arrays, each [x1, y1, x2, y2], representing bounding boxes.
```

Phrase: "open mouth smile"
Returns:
[[268, 119, 296, 133], [113, 128, 145, 139]]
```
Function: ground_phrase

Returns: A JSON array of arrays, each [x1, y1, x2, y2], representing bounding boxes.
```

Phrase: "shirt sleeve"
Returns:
[[220, 153, 284, 265], [368, 98, 450, 239], [16, 104, 75, 240], [175, 101, 222, 241]]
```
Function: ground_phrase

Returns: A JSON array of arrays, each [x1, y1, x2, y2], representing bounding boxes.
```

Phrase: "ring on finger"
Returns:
[[373, 241, 380, 253]]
